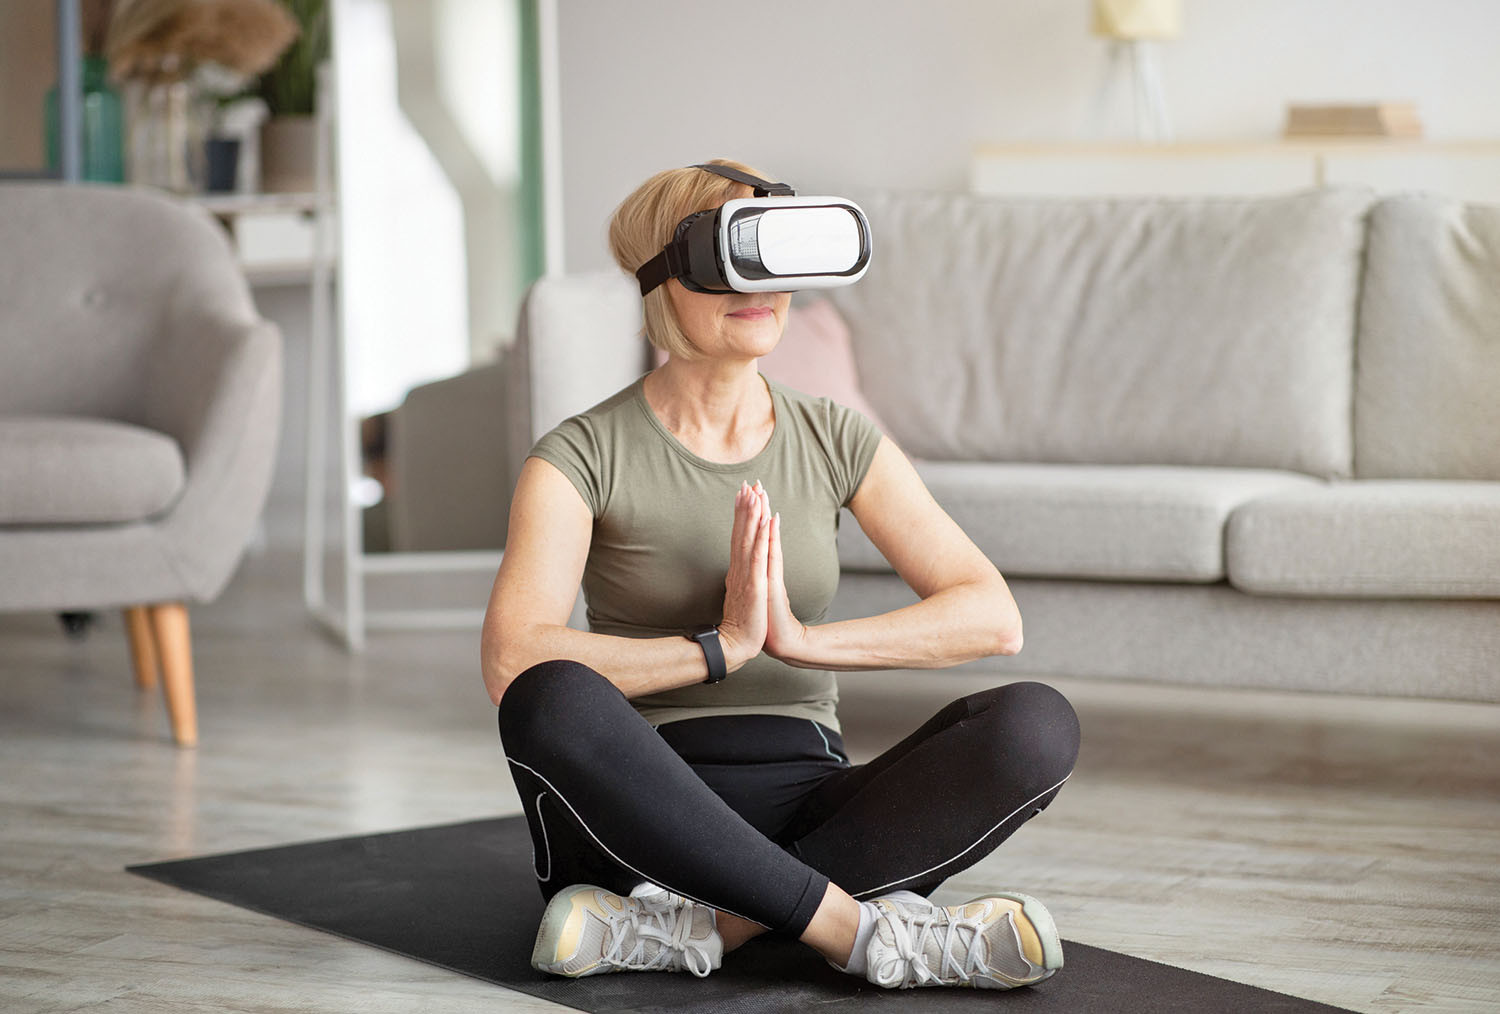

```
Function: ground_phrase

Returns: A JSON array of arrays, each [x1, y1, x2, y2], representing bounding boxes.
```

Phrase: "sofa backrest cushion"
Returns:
[[1355, 195, 1500, 480], [828, 187, 1375, 477]]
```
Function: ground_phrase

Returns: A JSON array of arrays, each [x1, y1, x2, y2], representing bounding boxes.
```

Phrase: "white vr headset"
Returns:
[[635, 164, 872, 296]]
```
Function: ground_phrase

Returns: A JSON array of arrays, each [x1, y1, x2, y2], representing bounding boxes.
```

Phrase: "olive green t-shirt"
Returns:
[[527, 374, 883, 731]]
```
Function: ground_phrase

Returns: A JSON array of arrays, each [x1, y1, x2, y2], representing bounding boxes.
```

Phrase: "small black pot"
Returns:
[[204, 137, 241, 192]]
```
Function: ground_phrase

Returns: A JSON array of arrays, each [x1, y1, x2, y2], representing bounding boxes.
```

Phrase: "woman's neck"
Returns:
[[644, 357, 775, 462]]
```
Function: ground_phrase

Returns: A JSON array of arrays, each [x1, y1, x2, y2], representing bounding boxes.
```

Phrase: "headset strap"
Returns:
[[691, 163, 795, 197], [635, 242, 681, 296], [636, 165, 796, 294]]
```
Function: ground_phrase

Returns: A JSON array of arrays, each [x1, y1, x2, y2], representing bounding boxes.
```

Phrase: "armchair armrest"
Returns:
[[143, 305, 283, 602]]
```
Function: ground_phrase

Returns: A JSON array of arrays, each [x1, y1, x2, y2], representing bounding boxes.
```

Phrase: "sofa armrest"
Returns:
[[386, 360, 510, 551], [504, 272, 648, 503]]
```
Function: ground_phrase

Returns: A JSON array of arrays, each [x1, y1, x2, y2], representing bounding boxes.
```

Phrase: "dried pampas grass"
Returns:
[[107, 0, 300, 85]]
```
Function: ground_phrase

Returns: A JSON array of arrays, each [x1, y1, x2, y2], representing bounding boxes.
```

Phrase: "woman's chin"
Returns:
[[734, 322, 785, 356]]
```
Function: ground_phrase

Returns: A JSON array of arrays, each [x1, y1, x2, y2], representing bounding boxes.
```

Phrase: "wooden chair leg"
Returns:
[[123, 606, 159, 690], [147, 602, 198, 748]]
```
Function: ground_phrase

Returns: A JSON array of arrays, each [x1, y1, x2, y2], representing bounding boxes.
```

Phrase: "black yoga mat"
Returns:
[[129, 816, 1353, 1014]]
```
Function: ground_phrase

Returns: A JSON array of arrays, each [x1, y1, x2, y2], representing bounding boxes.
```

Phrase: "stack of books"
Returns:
[[1283, 102, 1424, 139]]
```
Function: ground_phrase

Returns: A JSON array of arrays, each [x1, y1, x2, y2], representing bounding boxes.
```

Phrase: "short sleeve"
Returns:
[[827, 399, 883, 507], [528, 415, 604, 517]]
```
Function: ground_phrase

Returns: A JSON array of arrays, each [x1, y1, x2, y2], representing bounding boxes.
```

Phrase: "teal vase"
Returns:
[[45, 55, 125, 183]]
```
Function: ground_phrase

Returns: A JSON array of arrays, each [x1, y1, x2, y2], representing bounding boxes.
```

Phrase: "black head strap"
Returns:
[[634, 165, 796, 295], [690, 163, 796, 197]]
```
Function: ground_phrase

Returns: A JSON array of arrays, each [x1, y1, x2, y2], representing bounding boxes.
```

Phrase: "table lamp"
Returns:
[[1088, 0, 1181, 142]]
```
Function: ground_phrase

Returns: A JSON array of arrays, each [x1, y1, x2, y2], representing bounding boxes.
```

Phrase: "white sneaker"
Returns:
[[530, 882, 723, 978], [865, 891, 1063, 989]]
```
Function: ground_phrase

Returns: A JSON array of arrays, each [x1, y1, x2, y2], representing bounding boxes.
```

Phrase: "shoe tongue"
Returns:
[[629, 882, 672, 903]]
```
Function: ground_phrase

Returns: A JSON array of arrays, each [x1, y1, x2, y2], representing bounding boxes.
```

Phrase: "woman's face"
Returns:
[[662, 188, 791, 362], [666, 281, 791, 363]]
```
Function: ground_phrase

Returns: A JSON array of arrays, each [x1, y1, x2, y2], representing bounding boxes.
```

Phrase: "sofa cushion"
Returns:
[[1355, 195, 1500, 480], [0, 415, 185, 524], [829, 187, 1375, 478], [838, 462, 1319, 582], [1227, 481, 1500, 597]]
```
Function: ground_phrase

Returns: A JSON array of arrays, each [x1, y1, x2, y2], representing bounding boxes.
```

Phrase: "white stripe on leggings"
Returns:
[[811, 720, 845, 764], [506, 757, 764, 926], [531, 792, 552, 882], [851, 771, 1074, 899]]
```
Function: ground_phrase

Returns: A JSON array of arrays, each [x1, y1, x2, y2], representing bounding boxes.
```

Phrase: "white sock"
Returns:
[[833, 901, 881, 977]]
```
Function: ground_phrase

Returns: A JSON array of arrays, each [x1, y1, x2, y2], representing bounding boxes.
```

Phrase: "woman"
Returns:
[[481, 159, 1080, 991]]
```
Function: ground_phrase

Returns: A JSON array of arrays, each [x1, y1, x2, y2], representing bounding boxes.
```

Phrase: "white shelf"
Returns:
[[187, 192, 339, 285], [191, 191, 330, 215], [972, 140, 1500, 202]]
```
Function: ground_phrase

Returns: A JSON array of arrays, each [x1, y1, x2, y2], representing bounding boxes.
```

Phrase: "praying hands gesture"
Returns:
[[716, 480, 809, 672]]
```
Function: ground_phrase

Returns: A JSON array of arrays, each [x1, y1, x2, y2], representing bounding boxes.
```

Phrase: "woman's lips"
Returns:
[[726, 307, 774, 319]]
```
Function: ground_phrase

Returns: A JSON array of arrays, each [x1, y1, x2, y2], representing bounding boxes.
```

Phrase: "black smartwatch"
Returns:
[[687, 626, 727, 684]]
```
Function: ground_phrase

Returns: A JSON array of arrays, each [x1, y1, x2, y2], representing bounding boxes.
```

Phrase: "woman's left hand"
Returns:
[[760, 489, 810, 664]]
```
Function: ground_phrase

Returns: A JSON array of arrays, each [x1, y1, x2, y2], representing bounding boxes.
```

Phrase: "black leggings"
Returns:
[[498, 659, 1080, 938]]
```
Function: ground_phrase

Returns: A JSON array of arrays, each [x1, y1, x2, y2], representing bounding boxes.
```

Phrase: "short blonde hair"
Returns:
[[608, 158, 772, 361]]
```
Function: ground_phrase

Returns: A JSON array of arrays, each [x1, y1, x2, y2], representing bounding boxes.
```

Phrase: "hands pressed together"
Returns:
[[717, 480, 809, 671]]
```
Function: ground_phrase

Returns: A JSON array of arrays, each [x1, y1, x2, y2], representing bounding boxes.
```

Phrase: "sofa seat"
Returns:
[[838, 462, 1320, 582], [0, 415, 185, 525], [1228, 481, 1500, 598]]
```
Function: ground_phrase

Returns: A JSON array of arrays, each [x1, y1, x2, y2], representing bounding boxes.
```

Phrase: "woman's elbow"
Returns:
[[989, 586, 1024, 656], [993, 621, 1023, 657], [480, 626, 524, 706]]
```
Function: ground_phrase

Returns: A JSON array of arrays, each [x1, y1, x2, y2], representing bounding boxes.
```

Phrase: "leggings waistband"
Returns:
[[654, 714, 849, 767]]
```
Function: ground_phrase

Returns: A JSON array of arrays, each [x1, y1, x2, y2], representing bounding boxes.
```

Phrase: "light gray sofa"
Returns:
[[496, 186, 1500, 702]]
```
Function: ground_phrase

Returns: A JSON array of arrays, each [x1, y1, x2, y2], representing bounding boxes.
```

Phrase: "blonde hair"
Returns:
[[608, 158, 773, 361]]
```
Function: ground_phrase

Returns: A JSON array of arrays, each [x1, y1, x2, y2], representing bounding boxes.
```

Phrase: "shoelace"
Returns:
[[872, 904, 997, 988], [600, 893, 714, 977]]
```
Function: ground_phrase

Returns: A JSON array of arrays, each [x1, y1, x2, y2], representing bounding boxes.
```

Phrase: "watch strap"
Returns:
[[688, 626, 727, 684]]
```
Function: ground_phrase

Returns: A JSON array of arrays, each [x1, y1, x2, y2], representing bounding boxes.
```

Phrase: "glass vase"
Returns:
[[122, 80, 216, 193], [44, 55, 125, 183]]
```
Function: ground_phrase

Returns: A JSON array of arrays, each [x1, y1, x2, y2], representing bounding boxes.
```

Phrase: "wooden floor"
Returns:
[[2, 542, 1497, 1013]]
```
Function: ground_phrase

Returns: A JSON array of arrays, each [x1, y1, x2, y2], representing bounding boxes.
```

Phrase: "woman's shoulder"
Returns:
[[528, 377, 649, 517], [538, 376, 648, 440], [765, 375, 876, 438]]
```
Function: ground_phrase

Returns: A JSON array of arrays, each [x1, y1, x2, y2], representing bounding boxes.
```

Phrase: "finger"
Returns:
[[730, 482, 749, 551], [742, 488, 764, 554], [767, 511, 783, 582], [736, 482, 761, 552], [750, 506, 772, 580]]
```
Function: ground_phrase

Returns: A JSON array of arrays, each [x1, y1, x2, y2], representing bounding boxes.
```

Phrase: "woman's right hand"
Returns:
[[718, 480, 771, 671]]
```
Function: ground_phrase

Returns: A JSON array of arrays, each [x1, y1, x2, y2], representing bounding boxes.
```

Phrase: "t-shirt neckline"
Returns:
[[634, 373, 783, 473]]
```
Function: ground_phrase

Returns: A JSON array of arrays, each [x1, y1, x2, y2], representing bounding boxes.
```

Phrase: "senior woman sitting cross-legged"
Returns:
[[481, 159, 1080, 991]]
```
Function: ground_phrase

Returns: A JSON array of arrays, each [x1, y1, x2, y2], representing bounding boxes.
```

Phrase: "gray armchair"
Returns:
[[0, 183, 282, 746]]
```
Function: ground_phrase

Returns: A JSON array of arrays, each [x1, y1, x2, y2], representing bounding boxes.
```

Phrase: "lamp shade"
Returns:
[[1091, 0, 1182, 40]]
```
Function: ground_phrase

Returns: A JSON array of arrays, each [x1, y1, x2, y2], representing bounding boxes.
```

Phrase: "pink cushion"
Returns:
[[652, 299, 886, 432]]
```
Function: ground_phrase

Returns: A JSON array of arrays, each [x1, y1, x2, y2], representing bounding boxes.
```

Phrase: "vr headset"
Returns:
[[634, 164, 872, 296]]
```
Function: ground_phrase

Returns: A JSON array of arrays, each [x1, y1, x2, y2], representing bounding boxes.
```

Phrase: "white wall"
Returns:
[[554, 0, 1500, 272]]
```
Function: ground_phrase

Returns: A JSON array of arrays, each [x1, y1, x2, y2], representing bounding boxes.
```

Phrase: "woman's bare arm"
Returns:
[[762, 436, 1022, 671], [480, 458, 768, 704]]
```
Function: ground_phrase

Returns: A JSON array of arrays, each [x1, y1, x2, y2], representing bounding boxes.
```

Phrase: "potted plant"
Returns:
[[255, 0, 329, 193], [105, 0, 298, 191]]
